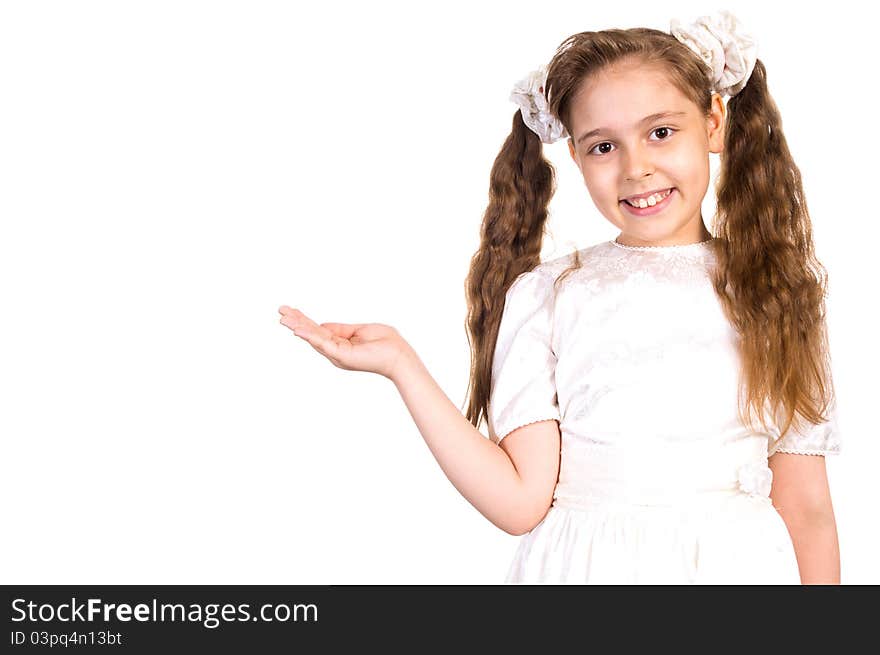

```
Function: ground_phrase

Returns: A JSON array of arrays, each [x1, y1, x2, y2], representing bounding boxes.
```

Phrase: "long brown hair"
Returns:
[[462, 27, 835, 440]]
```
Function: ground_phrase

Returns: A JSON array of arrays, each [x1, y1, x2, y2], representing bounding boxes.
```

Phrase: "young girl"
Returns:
[[278, 10, 841, 584]]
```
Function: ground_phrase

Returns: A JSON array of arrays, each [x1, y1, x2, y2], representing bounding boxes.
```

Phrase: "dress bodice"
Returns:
[[487, 238, 840, 506]]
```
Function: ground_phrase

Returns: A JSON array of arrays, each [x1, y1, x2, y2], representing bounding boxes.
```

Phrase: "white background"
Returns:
[[1, 0, 876, 584]]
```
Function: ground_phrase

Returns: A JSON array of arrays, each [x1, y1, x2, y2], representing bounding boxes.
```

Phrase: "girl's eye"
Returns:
[[588, 126, 677, 156], [590, 142, 614, 155]]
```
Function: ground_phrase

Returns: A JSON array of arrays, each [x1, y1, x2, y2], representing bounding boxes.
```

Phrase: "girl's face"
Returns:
[[566, 61, 726, 247]]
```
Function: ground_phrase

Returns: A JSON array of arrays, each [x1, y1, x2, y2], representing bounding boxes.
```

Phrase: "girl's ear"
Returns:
[[707, 93, 726, 154], [568, 138, 583, 174]]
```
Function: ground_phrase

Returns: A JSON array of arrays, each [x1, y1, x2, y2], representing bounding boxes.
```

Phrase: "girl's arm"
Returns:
[[768, 453, 840, 584], [278, 305, 560, 536], [390, 342, 561, 536]]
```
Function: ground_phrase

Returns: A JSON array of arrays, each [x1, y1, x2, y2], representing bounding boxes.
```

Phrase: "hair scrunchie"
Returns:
[[670, 9, 758, 98]]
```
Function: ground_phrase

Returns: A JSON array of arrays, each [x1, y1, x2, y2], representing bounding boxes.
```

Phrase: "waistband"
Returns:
[[552, 437, 772, 510]]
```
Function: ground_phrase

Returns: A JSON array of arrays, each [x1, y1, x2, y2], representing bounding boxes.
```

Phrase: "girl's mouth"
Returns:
[[619, 188, 676, 216]]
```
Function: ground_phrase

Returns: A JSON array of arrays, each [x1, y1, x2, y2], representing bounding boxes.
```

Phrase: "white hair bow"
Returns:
[[508, 64, 569, 145], [670, 9, 759, 97]]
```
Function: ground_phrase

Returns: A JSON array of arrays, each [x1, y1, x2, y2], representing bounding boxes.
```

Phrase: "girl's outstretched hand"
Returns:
[[278, 305, 412, 381]]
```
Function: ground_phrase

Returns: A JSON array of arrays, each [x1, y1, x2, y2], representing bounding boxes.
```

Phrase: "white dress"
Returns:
[[487, 238, 841, 584]]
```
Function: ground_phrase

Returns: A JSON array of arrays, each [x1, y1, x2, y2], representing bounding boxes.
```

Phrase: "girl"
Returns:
[[278, 10, 841, 584]]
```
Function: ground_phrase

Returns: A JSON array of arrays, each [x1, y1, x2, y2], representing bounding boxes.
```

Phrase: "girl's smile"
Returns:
[[620, 187, 677, 217]]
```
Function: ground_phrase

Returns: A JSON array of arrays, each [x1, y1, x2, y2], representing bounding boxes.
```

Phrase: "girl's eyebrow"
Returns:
[[576, 111, 688, 145]]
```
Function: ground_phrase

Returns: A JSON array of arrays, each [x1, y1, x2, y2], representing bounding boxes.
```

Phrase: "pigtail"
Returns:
[[462, 110, 557, 431], [711, 58, 835, 438]]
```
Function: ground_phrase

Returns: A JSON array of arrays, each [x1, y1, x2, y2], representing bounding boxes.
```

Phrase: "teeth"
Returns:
[[627, 188, 672, 208]]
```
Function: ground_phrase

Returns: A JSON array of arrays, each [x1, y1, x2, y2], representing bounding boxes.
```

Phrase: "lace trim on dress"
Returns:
[[772, 448, 835, 457], [610, 237, 715, 251]]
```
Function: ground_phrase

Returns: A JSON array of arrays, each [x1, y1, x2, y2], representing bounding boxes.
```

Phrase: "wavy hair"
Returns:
[[462, 27, 835, 440]]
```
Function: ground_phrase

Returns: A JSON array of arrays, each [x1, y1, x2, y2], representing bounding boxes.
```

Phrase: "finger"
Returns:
[[279, 314, 308, 337], [278, 307, 322, 332], [278, 305, 301, 317], [280, 316, 318, 337], [295, 324, 340, 356], [280, 314, 330, 342]]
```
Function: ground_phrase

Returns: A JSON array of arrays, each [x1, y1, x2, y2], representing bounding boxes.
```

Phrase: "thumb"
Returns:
[[320, 322, 364, 339]]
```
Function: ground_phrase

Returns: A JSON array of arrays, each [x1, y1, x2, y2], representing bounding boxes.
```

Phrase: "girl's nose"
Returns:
[[623, 145, 655, 181]]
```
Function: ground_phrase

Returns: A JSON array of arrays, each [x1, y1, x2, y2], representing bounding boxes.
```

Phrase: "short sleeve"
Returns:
[[487, 268, 561, 445], [767, 394, 841, 457]]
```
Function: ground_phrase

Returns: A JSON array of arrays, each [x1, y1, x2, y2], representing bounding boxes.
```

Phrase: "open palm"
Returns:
[[278, 305, 410, 380]]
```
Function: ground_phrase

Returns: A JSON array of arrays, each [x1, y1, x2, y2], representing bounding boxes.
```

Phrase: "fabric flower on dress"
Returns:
[[509, 64, 569, 144], [670, 9, 758, 97], [736, 461, 773, 497]]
